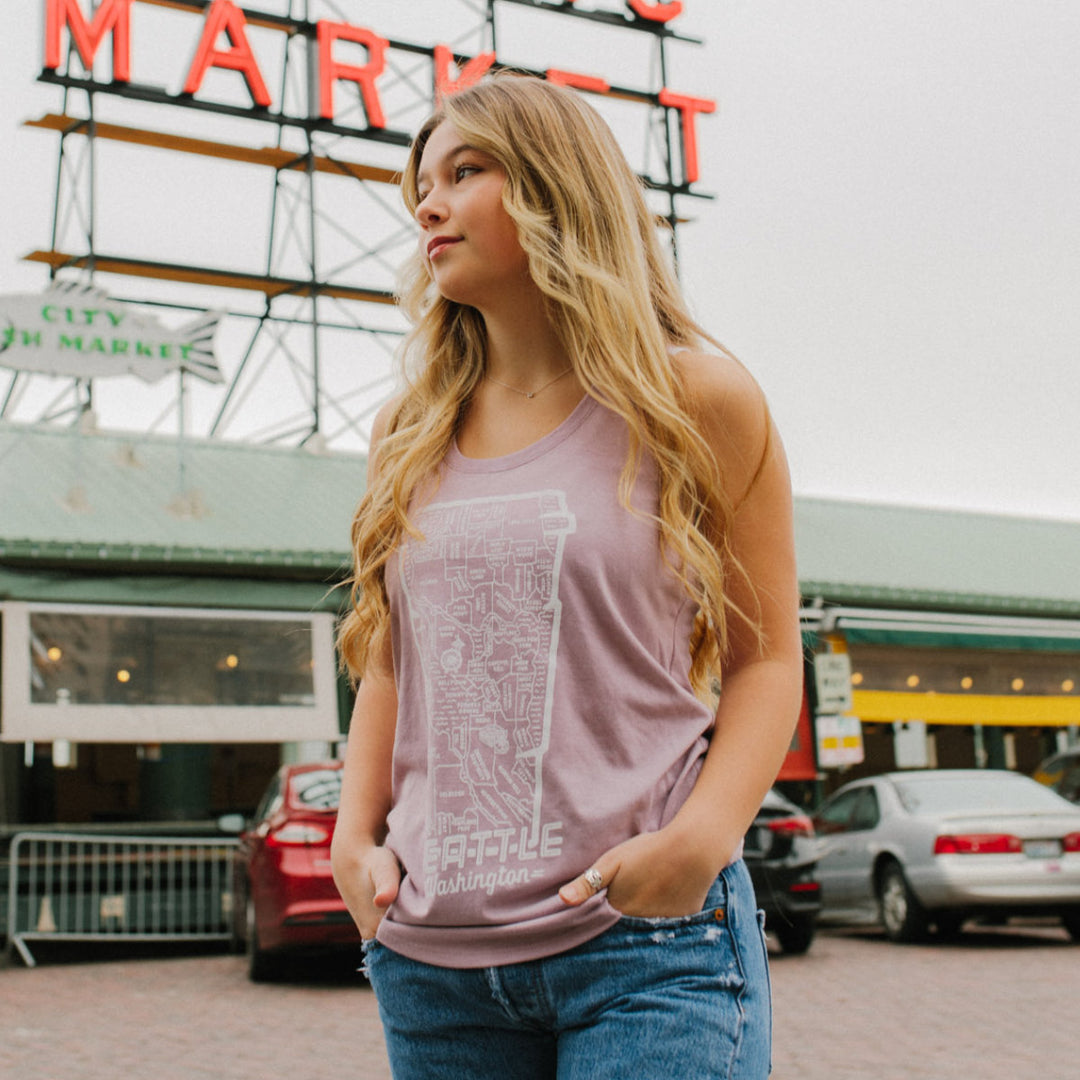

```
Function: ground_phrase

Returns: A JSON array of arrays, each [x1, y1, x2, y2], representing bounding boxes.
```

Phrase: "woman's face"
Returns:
[[413, 120, 531, 310]]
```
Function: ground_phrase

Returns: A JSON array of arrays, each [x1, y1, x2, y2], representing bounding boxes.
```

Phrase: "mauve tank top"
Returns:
[[376, 393, 716, 967]]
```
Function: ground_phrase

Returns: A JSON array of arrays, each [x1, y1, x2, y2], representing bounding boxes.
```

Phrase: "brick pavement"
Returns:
[[2, 924, 1078, 1080], [769, 922, 1079, 1080], [0, 948, 389, 1080]]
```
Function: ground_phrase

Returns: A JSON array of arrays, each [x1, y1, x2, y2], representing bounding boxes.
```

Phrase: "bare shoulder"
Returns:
[[371, 393, 405, 446], [671, 346, 765, 424], [670, 347, 772, 500]]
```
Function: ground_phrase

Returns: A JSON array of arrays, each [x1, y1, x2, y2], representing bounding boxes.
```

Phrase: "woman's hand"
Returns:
[[558, 826, 727, 918], [332, 843, 402, 940]]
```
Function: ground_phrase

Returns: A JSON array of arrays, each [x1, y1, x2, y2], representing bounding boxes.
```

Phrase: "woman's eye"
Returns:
[[455, 164, 480, 181]]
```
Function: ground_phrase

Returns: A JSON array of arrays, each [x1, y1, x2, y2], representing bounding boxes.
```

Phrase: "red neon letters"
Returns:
[[657, 89, 715, 183], [625, 0, 684, 22], [183, 0, 271, 107], [545, 70, 612, 94], [433, 46, 497, 103], [562, 0, 683, 20], [43, 0, 714, 185], [317, 21, 388, 127], [44, 0, 131, 83]]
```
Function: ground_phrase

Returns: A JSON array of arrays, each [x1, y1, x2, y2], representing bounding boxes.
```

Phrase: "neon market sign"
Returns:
[[0, 282, 223, 384], [43, 0, 716, 184]]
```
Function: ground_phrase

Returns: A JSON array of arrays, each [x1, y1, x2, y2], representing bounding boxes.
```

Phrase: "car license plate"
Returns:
[[1023, 839, 1063, 858]]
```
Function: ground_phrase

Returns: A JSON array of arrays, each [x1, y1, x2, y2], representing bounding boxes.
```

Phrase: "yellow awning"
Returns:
[[851, 690, 1080, 727]]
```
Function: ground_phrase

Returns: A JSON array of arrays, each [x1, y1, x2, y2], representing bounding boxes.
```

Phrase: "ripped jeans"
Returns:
[[363, 858, 772, 1080]]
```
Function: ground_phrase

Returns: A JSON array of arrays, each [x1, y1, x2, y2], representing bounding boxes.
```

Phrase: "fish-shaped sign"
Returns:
[[0, 281, 224, 384]]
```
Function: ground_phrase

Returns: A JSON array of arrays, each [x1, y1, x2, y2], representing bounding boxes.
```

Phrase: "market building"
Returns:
[[795, 497, 1080, 795], [2, 419, 1079, 827], [0, 420, 360, 827], [3, 1, 1078, 829]]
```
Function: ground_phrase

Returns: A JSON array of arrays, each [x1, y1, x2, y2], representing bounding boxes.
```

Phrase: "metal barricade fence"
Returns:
[[5, 831, 239, 967]]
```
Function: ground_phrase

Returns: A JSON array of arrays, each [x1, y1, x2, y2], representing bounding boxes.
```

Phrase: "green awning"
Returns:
[[832, 606, 1080, 654], [0, 566, 349, 614], [841, 627, 1080, 652]]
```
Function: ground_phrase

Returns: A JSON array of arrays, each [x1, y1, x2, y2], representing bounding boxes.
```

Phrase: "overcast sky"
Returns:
[[2, 1, 1078, 522]]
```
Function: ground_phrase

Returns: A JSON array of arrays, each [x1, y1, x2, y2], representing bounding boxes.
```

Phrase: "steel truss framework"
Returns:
[[4, 0, 713, 452]]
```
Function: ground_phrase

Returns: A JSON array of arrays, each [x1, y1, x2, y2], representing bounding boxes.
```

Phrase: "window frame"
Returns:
[[1, 600, 339, 743]]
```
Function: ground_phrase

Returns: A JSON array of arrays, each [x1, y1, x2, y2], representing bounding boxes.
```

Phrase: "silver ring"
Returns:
[[583, 867, 604, 893]]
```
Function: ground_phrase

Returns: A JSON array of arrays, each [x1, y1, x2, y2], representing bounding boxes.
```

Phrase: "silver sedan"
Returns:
[[811, 769, 1080, 942]]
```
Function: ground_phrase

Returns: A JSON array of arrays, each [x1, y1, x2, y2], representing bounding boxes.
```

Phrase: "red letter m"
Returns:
[[44, 0, 132, 82]]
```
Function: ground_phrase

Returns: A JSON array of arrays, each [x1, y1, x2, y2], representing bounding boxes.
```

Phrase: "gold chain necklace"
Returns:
[[484, 366, 573, 399]]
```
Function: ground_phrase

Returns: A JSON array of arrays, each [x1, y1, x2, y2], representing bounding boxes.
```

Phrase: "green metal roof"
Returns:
[[3, 423, 1080, 621], [794, 496, 1080, 617], [0, 421, 364, 574]]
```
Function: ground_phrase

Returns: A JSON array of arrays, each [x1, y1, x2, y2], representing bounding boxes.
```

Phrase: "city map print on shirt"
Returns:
[[400, 491, 576, 899]]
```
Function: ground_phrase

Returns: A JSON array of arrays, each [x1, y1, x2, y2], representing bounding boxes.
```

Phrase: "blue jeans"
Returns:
[[363, 859, 772, 1079]]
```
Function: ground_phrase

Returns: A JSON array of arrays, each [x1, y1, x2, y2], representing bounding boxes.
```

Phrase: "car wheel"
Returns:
[[1062, 907, 1080, 943], [877, 861, 930, 944], [246, 896, 280, 982], [775, 913, 816, 955]]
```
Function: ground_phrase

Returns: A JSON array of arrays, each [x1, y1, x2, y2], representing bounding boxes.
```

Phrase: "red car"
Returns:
[[231, 761, 360, 980]]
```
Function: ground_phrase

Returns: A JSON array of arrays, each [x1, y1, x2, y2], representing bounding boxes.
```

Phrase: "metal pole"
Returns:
[[656, 34, 680, 272], [86, 92, 96, 278], [209, 311, 270, 436], [305, 133, 321, 441], [49, 130, 67, 261], [0, 375, 21, 418], [83, 78, 99, 421], [302, 0, 320, 441], [488, 0, 499, 56]]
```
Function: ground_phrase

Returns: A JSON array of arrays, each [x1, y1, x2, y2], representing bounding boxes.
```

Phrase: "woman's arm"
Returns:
[[330, 400, 403, 939], [560, 349, 804, 916], [331, 656, 401, 939]]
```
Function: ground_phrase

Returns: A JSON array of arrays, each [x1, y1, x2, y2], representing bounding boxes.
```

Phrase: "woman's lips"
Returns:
[[427, 235, 461, 259]]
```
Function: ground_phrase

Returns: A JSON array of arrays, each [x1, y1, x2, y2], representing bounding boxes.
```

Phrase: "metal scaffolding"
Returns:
[[4, 0, 712, 453]]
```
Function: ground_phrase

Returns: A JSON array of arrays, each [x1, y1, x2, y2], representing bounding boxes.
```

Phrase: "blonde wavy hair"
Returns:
[[338, 73, 759, 690]]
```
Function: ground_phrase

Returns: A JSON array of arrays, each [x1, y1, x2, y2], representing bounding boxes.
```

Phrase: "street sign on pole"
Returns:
[[814, 652, 853, 714], [816, 714, 865, 767]]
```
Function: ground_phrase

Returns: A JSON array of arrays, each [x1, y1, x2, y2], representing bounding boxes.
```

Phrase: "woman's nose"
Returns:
[[415, 193, 445, 226]]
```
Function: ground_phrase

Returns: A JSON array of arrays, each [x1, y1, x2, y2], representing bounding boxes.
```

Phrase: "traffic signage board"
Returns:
[[814, 652, 853, 714]]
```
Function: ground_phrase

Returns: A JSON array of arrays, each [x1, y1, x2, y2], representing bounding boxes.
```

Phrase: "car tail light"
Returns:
[[767, 813, 815, 838], [934, 833, 1022, 855], [267, 823, 331, 847], [1064, 833, 1080, 853], [789, 881, 820, 894]]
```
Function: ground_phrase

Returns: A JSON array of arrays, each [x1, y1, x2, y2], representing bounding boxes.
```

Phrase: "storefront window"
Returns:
[[30, 612, 314, 707], [844, 645, 1079, 697], [2, 602, 339, 744]]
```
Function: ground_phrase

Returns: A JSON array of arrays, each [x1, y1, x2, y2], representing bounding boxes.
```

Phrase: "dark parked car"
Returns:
[[812, 769, 1080, 943], [230, 761, 360, 980], [744, 789, 822, 954], [1033, 748, 1080, 804]]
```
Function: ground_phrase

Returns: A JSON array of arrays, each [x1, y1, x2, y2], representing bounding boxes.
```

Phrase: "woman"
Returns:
[[332, 73, 803, 1079]]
